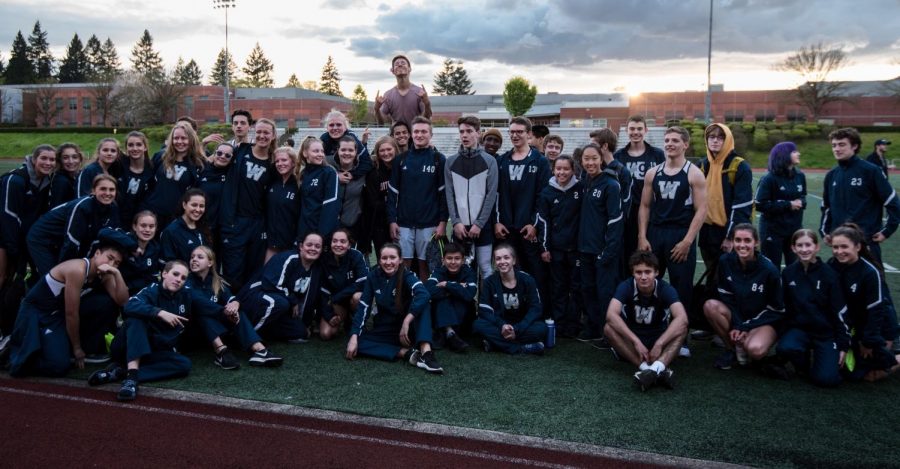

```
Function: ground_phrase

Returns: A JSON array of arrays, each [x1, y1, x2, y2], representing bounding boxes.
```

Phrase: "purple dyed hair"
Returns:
[[768, 141, 798, 176]]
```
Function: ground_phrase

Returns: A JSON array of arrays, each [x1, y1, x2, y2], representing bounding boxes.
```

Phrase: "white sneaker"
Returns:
[[678, 345, 692, 358]]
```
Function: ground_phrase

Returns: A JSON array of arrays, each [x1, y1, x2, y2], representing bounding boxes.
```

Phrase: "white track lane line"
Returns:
[[0, 386, 576, 469]]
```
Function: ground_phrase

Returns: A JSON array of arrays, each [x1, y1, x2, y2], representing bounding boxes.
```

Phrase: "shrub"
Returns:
[[753, 128, 768, 149]]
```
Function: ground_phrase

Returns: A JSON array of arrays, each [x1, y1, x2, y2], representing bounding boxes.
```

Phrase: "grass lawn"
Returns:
[[7, 144, 900, 466], [0, 133, 165, 160]]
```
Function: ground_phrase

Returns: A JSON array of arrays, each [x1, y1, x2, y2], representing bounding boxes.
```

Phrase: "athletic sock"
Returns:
[[639, 362, 651, 371], [651, 361, 666, 373], [445, 328, 456, 338]]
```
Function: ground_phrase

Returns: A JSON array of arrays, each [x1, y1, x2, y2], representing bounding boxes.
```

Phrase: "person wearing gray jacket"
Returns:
[[445, 116, 499, 278]]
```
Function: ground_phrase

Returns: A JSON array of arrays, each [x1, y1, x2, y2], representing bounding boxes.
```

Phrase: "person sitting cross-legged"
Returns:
[[604, 251, 688, 391]]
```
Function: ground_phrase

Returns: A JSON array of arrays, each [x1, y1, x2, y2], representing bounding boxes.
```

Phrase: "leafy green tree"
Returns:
[[319, 55, 343, 97], [174, 57, 203, 85], [433, 58, 474, 95], [350, 84, 368, 124], [27, 21, 54, 80], [502, 76, 537, 117], [130, 29, 163, 80], [209, 48, 237, 86], [57, 33, 89, 83], [4, 31, 34, 84], [242, 42, 274, 88], [285, 73, 302, 88]]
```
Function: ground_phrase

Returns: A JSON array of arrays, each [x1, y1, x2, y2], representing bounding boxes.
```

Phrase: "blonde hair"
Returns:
[[295, 136, 322, 182], [192, 245, 228, 297], [323, 108, 349, 128], [254, 118, 279, 158], [372, 136, 399, 169], [162, 123, 206, 175]]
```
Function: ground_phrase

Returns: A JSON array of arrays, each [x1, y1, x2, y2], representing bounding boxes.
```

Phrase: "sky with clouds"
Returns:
[[1, 0, 898, 98]]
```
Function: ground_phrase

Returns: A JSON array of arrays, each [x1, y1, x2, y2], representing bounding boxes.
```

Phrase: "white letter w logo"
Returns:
[[509, 165, 526, 181], [658, 181, 680, 200]]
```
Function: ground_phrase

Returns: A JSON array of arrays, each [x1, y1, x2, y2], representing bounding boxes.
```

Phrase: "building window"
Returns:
[[590, 118, 607, 127], [184, 96, 194, 114], [568, 119, 584, 128], [754, 109, 775, 122], [55, 98, 64, 110], [724, 112, 743, 123], [275, 119, 288, 129], [296, 118, 308, 127], [69, 98, 77, 110], [664, 111, 685, 121], [83, 97, 91, 110], [199, 95, 209, 101], [786, 110, 806, 122]]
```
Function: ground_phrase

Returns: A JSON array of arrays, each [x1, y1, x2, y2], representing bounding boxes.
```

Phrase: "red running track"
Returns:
[[0, 377, 668, 468]]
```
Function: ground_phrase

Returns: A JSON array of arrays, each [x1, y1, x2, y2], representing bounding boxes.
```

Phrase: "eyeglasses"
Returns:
[[215, 150, 233, 158], [509, 130, 527, 136]]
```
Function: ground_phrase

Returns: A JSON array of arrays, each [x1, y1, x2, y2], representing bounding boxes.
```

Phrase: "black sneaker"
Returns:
[[715, 350, 735, 370], [432, 331, 446, 350], [88, 363, 125, 386], [84, 353, 111, 364], [521, 342, 545, 355], [591, 337, 612, 350], [249, 348, 284, 367], [577, 331, 598, 342], [760, 363, 791, 381], [656, 368, 676, 390], [416, 350, 444, 374], [633, 369, 658, 391], [446, 333, 469, 353], [405, 349, 420, 366], [215, 348, 240, 370], [690, 330, 715, 341], [117, 378, 139, 401]]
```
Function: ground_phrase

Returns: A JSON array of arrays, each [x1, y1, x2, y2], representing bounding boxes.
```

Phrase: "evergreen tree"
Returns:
[[100, 38, 122, 76], [241, 42, 274, 88], [130, 29, 163, 80], [209, 48, 237, 86], [433, 58, 474, 96], [319, 55, 343, 97], [84, 34, 103, 76], [350, 84, 368, 124], [57, 33, 89, 83], [173, 57, 203, 85], [4, 31, 33, 84], [27, 21, 54, 80], [285, 73, 301, 88], [0, 49, 5, 78]]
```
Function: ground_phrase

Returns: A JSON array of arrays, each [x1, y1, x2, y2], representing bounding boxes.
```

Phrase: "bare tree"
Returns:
[[109, 70, 188, 126], [90, 71, 119, 126], [33, 83, 62, 127], [775, 42, 850, 120]]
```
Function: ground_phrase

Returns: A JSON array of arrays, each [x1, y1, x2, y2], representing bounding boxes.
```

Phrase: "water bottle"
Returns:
[[545, 319, 556, 349]]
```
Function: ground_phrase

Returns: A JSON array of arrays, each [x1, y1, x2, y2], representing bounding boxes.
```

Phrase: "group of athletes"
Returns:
[[1, 54, 899, 401]]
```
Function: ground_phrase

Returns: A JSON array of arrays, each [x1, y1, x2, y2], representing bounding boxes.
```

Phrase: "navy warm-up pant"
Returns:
[[221, 217, 267, 290], [242, 292, 309, 342], [549, 249, 581, 334], [776, 328, 841, 387], [196, 311, 262, 350], [504, 230, 549, 315], [648, 226, 696, 311], [111, 319, 192, 383], [473, 318, 548, 354], [357, 312, 433, 361], [580, 253, 619, 338], [761, 232, 795, 269], [432, 297, 470, 330], [8, 306, 71, 377]]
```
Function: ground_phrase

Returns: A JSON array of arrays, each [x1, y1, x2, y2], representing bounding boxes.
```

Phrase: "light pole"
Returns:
[[704, 0, 713, 125], [213, 0, 236, 124]]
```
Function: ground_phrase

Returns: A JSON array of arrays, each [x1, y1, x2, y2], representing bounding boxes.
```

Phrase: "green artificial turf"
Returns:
[[18, 151, 900, 467], [75, 336, 900, 468]]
